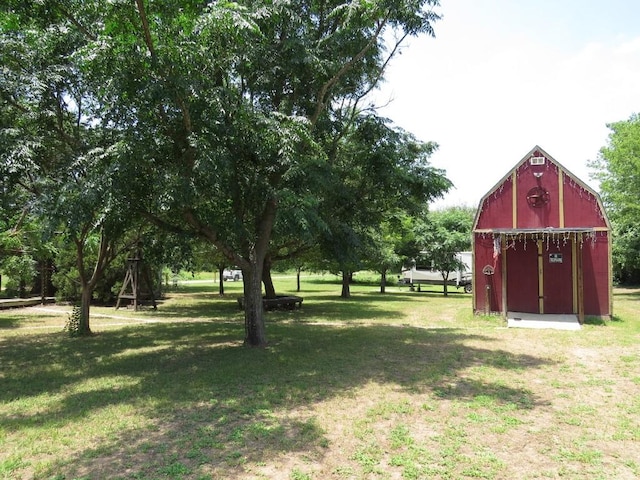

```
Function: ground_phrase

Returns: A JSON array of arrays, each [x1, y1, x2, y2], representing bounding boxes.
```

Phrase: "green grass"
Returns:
[[1, 275, 639, 479]]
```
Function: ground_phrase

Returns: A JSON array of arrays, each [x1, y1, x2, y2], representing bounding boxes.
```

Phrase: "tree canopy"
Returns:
[[316, 114, 450, 297], [1, 0, 448, 344], [591, 113, 640, 284], [415, 206, 474, 295]]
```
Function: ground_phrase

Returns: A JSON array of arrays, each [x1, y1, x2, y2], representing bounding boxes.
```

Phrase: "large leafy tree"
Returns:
[[590, 113, 640, 284], [91, 0, 442, 345], [0, 163, 29, 293], [1, 3, 141, 334], [2, 0, 443, 346]]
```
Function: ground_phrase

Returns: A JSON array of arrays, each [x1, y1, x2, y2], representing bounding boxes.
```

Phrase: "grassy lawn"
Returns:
[[1, 275, 639, 480]]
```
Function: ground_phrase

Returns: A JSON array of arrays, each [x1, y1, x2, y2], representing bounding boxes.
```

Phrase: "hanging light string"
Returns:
[[476, 229, 604, 254]]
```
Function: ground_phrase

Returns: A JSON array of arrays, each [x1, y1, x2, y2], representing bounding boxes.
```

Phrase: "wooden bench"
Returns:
[[237, 295, 303, 311]]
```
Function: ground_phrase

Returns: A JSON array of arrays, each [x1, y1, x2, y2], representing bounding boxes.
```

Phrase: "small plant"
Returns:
[[63, 304, 82, 337], [290, 468, 312, 480]]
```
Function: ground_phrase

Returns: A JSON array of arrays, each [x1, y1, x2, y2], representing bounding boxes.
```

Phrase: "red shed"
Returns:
[[472, 146, 612, 323]]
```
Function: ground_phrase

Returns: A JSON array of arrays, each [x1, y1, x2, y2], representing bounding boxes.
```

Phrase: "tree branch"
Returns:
[[11, 207, 30, 234], [54, 3, 97, 41], [134, 0, 156, 59], [255, 196, 278, 258], [360, 30, 410, 104], [310, 16, 389, 125], [182, 209, 241, 265]]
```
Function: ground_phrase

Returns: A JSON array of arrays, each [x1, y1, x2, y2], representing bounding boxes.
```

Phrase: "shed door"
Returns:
[[506, 238, 575, 314], [506, 241, 539, 313], [543, 241, 574, 314]]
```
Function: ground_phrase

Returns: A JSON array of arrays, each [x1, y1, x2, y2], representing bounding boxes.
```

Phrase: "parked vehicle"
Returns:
[[400, 252, 472, 293], [223, 268, 243, 281]]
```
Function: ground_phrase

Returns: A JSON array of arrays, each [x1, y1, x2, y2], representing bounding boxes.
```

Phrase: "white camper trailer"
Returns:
[[400, 251, 472, 293]]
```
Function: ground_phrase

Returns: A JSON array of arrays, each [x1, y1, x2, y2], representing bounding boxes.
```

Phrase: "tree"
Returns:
[[364, 215, 421, 294], [189, 240, 231, 296], [317, 114, 451, 298], [364, 223, 401, 294], [2, 0, 443, 346], [1, 5, 141, 334], [90, 0, 442, 344], [590, 113, 640, 284], [418, 206, 474, 296], [0, 174, 30, 295]]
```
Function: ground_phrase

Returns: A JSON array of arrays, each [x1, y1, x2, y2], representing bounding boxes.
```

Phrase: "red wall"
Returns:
[[562, 174, 608, 229], [473, 234, 502, 313], [582, 232, 610, 316], [543, 241, 574, 314], [515, 161, 560, 229], [475, 176, 513, 230], [506, 241, 539, 313]]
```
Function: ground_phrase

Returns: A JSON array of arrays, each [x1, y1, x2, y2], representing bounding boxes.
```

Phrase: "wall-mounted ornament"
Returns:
[[482, 265, 495, 275], [526, 186, 550, 208]]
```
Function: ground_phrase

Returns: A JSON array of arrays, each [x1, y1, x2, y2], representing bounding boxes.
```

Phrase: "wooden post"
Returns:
[[537, 240, 544, 314], [572, 235, 578, 314], [577, 238, 585, 324], [485, 283, 491, 315], [501, 233, 507, 318]]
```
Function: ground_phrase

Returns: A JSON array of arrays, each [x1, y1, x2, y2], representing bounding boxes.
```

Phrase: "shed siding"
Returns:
[[582, 233, 610, 315], [515, 160, 561, 229], [475, 176, 514, 230], [543, 240, 574, 314], [506, 242, 539, 313], [562, 173, 608, 229], [473, 234, 502, 313]]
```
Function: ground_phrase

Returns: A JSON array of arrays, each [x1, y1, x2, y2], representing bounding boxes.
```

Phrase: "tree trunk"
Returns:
[[296, 266, 302, 292], [441, 272, 450, 297], [188, 198, 276, 347], [243, 263, 267, 347], [40, 261, 46, 303], [262, 255, 276, 299], [341, 271, 351, 298], [242, 197, 276, 347], [218, 265, 225, 295], [78, 285, 93, 336], [380, 268, 387, 294]]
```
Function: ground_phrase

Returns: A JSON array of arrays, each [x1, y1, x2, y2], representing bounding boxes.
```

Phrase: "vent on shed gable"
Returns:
[[530, 156, 546, 165]]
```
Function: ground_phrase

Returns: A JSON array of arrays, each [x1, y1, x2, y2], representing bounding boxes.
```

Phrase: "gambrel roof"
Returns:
[[473, 145, 610, 234]]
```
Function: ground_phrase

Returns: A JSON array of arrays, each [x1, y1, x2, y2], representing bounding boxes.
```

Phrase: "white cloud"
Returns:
[[373, 3, 640, 209]]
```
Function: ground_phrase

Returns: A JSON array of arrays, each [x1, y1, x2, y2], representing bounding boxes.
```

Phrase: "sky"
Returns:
[[373, 0, 640, 209]]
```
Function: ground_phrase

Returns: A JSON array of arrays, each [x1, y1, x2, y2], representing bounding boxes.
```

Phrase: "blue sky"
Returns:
[[374, 0, 640, 208]]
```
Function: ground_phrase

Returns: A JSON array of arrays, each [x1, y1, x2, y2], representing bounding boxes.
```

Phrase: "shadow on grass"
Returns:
[[0, 315, 22, 329], [154, 294, 242, 320], [612, 286, 640, 299], [0, 320, 556, 479], [360, 289, 471, 299], [165, 282, 244, 295], [154, 290, 427, 323], [584, 314, 628, 325], [584, 316, 609, 326], [300, 295, 411, 322]]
